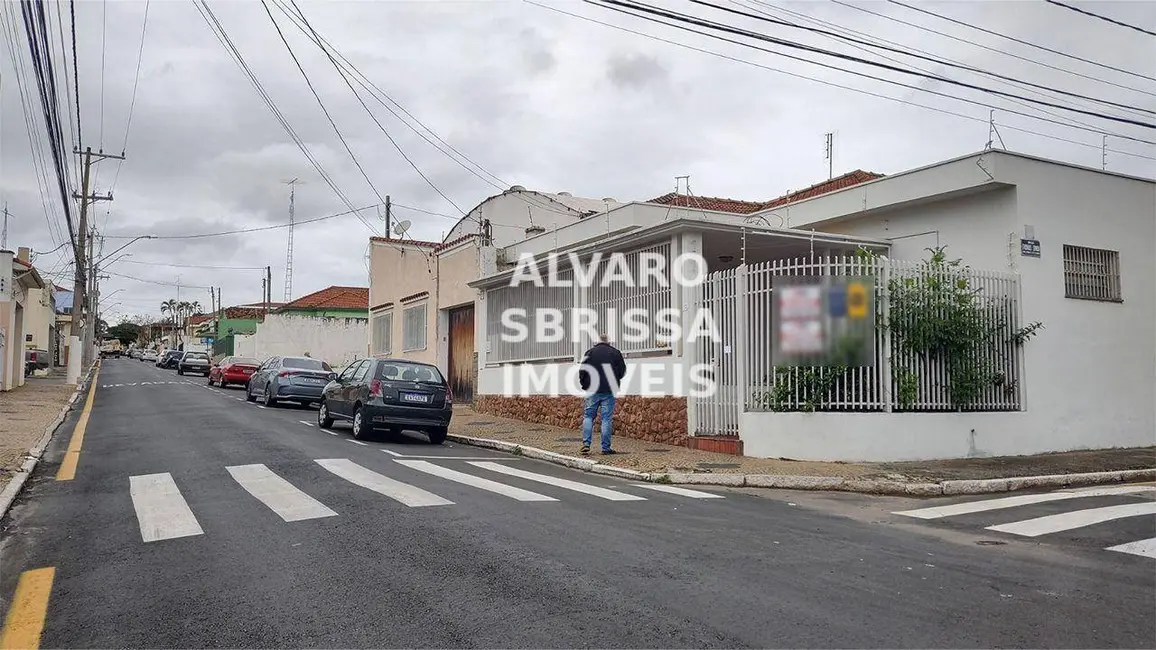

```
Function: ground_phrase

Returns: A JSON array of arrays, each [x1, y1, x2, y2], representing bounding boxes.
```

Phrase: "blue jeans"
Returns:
[[581, 393, 616, 451]]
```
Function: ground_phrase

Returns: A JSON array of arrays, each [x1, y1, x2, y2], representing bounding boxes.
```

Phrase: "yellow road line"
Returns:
[[0, 567, 55, 650], [55, 363, 100, 481]]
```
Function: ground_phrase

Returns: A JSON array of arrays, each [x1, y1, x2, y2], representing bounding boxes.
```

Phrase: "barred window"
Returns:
[[372, 312, 392, 355], [403, 304, 427, 351], [1063, 245, 1122, 302]]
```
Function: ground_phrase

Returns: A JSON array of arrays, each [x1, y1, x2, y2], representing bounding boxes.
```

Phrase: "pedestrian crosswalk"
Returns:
[[894, 484, 1156, 559], [127, 459, 724, 543]]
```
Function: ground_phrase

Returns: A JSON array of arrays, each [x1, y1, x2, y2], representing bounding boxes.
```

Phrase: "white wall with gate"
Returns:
[[232, 314, 366, 369]]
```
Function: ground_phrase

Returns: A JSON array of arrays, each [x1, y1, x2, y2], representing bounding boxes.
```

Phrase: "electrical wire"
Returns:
[[193, 0, 377, 233], [831, 0, 1156, 100], [887, 0, 1156, 84], [118, 259, 267, 270], [103, 201, 383, 240], [104, 270, 212, 290], [696, 0, 1152, 118], [1044, 0, 1156, 37], [578, 0, 1156, 145], [69, 0, 81, 148], [590, 0, 1156, 129], [526, 1, 1156, 161], [738, 0, 1138, 143], [259, 1, 388, 208], [107, 0, 150, 200]]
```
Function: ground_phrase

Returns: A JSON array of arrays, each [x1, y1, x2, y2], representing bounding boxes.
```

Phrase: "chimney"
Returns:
[[17, 247, 31, 263]]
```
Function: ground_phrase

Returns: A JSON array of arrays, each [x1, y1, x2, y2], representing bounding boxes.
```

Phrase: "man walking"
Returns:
[[578, 332, 627, 455]]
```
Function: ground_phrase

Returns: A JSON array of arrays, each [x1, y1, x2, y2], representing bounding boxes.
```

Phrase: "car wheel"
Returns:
[[351, 406, 370, 441], [177, 368, 184, 375], [428, 427, 448, 445], [220, 380, 228, 388], [263, 386, 278, 407], [206, 376, 213, 386], [317, 401, 334, 429], [246, 382, 257, 402]]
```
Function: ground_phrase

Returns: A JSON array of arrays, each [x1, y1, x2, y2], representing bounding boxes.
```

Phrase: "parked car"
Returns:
[[141, 350, 158, 363], [318, 358, 452, 443], [24, 349, 50, 375], [246, 356, 335, 408], [208, 356, 259, 388], [177, 351, 211, 376], [158, 350, 183, 369]]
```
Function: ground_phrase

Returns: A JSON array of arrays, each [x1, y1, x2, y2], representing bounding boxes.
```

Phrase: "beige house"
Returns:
[[368, 186, 620, 402], [1, 248, 47, 391]]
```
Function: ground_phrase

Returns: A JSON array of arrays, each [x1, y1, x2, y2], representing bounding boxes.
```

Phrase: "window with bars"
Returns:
[[1063, 245, 1122, 302], [403, 304, 427, 351], [371, 311, 392, 355]]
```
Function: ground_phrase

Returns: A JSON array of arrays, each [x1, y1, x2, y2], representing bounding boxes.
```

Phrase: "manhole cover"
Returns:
[[975, 540, 1007, 546], [557, 437, 582, 443], [697, 462, 741, 469], [645, 448, 672, 453], [466, 421, 496, 426]]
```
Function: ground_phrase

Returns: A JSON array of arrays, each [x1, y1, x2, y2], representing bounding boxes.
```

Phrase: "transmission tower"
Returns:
[[282, 178, 302, 302]]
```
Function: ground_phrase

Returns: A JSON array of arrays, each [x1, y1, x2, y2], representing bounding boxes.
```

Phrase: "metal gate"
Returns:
[[690, 267, 741, 436], [447, 305, 475, 403]]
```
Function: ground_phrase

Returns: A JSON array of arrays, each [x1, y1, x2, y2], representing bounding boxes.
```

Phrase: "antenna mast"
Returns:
[[283, 178, 302, 302], [824, 132, 834, 180]]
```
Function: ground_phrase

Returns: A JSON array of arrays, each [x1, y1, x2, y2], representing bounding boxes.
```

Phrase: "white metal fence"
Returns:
[[486, 268, 575, 363], [587, 242, 673, 355], [693, 254, 1026, 433]]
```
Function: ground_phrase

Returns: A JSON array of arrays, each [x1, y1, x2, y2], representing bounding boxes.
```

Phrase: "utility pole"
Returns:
[[69, 146, 122, 383], [265, 266, 272, 311], [384, 195, 391, 235], [2, 203, 8, 249]]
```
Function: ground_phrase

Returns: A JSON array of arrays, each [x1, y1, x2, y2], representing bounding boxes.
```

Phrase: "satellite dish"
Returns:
[[393, 220, 412, 237]]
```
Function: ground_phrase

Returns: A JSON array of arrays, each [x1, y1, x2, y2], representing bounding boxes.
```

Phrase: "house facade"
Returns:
[[231, 286, 369, 368], [0, 248, 47, 390], [469, 150, 1153, 462]]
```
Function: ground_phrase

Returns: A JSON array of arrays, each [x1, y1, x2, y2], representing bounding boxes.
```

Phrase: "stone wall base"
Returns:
[[474, 395, 688, 446]]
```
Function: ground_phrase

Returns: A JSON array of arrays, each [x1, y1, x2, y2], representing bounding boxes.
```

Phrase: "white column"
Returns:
[[679, 231, 704, 436]]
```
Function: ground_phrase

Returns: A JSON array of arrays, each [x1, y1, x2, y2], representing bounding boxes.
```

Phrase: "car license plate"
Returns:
[[303, 377, 325, 384], [401, 392, 429, 403], [243, 369, 253, 374]]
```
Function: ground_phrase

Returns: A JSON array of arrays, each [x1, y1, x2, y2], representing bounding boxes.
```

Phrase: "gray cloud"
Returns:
[[3, 0, 1153, 324]]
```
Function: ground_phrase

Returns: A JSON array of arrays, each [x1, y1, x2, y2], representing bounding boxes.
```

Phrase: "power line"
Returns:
[[831, 0, 1156, 100], [887, 0, 1156, 84], [69, 0, 81, 148], [193, 0, 377, 233], [590, 0, 1156, 130], [105, 269, 212, 290], [259, 1, 387, 208], [738, 0, 1139, 142], [390, 203, 461, 220], [117, 259, 267, 270], [274, 0, 468, 218], [527, 1, 1156, 161], [1044, 0, 1156, 37], [103, 202, 383, 240], [108, 0, 150, 199], [697, 0, 1152, 118]]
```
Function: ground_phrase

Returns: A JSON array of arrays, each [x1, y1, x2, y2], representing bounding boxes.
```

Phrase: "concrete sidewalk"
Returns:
[[0, 369, 80, 492], [449, 406, 1155, 485]]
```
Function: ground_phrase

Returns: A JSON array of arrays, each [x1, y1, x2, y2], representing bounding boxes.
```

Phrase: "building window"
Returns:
[[1063, 245, 1122, 302], [403, 304, 427, 351], [372, 312, 392, 355]]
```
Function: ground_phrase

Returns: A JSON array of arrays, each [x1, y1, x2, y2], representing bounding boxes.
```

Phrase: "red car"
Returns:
[[208, 356, 260, 388]]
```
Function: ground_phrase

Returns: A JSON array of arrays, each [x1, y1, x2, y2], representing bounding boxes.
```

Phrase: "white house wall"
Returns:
[[745, 152, 1155, 460], [238, 314, 367, 369]]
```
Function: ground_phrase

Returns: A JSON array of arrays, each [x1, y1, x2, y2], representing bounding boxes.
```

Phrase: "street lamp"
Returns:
[[97, 289, 124, 307], [99, 235, 154, 263], [101, 253, 133, 270]]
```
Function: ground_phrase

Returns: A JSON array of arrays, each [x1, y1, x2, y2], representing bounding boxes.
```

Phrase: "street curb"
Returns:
[[0, 362, 98, 521], [446, 432, 1156, 496]]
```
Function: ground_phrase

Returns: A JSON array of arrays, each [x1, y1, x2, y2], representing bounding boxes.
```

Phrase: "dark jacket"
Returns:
[[579, 342, 627, 394]]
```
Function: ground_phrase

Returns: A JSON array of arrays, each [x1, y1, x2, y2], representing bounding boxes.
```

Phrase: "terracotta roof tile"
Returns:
[[647, 170, 884, 215], [223, 307, 267, 320], [435, 233, 478, 253], [188, 314, 214, 325], [370, 236, 439, 248], [278, 286, 369, 311]]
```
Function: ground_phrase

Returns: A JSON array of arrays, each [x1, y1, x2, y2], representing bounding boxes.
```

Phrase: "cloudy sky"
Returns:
[[2, 0, 1153, 324]]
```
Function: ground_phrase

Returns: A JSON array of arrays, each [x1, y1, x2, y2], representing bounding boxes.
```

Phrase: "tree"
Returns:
[[107, 322, 142, 346]]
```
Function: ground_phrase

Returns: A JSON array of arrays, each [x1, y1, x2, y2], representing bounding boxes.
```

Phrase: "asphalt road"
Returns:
[[1, 358, 1153, 649]]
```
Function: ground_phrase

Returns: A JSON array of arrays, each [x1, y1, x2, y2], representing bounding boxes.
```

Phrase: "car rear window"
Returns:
[[186, 353, 208, 360], [230, 358, 258, 365], [283, 357, 327, 371], [376, 361, 444, 384]]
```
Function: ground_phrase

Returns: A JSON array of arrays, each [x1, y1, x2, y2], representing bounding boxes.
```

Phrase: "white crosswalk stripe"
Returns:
[[985, 502, 1156, 537], [226, 464, 338, 522], [468, 461, 647, 501], [1106, 537, 1156, 558], [395, 460, 558, 502], [316, 458, 453, 507], [894, 484, 1156, 519], [129, 473, 204, 543], [634, 484, 725, 499]]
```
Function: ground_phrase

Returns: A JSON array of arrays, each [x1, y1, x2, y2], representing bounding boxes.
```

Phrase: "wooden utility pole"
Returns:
[[384, 195, 391, 235], [69, 147, 122, 380]]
